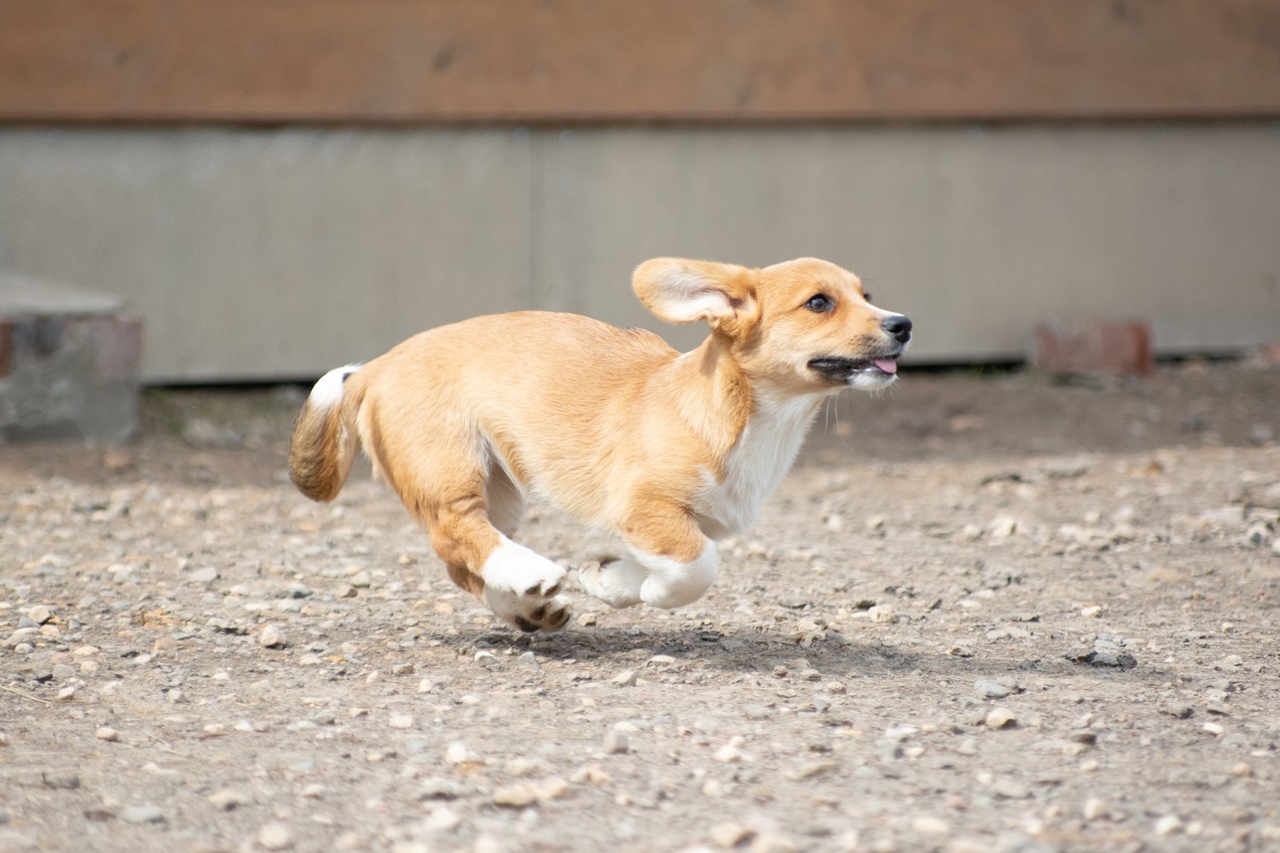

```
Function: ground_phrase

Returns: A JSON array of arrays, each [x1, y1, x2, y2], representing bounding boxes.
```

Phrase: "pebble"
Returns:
[[388, 713, 414, 729], [119, 805, 165, 824], [518, 651, 540, 670], [786, 761, 837, 781], [1082, 797, 1109, 821], [208, 789, 252, 810], [974, 680, 1010, 699], [611, 669, 638, 687], [710, 822, 755, 848], [991, 778, 1030, 799], [1154, 815, 1182, 837], [603, 731, 629, 754], [257, 822, 295, 850], [985, 707, 1017, 729], [258, 624, 287, 648], [26, 605, 52, 624], [492, 777, 569, 807], [95, 727, 119, 742], [911, 815, 950, 836]]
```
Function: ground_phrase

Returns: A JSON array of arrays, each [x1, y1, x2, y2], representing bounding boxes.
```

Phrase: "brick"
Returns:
[[0, 273, 142, 442], [1031, 319, 1154, 377]]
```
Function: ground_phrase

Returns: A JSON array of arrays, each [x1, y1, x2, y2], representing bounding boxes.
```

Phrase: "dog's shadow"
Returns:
[[449, 624, 1169, 688]]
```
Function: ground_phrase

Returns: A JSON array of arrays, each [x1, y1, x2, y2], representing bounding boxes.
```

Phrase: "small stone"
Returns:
[[208, 789, 252, 810], [417, 677, 436, 693], [1203, 722, 1225, 736], [611, 669, 638, 687], [42, 772, 80, 790], [504, 758, 538, 777], [603, 730, 629, 754], [991, 778, 1030, 799], [1082, 797, 1109, 821], [258, 624, 287, 648], [911, 815, 950, 836], [56, 686, 76, 701], [445, 742, 473, 764], [1154, 815, 1182, 837], [493, 784, 538, 808], [257, 822, 295, 850], [387, 713, 414, 729], [95, 727, 119, 742], [868, 604, 896, 623], [786, 761, 837, 781], [518, 651, 540, 670], [537, 777, 570, 801], [985, 707, 1017, 729], [710, 822, 755, 848], [1080, 605, 1103, 618], [26, 605, 52, 625], [974, 680, 1010, 699], [189, 566, 219, 584], [118, 805, 165, 824], [1161, 703, 1194, 719], [416, 778, 471, 800], [988, 515, 1018, 538], [1229, 762, 1253, 777]]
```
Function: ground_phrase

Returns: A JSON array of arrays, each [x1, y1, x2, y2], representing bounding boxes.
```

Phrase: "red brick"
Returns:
[[1032, 319, 1154, 377]]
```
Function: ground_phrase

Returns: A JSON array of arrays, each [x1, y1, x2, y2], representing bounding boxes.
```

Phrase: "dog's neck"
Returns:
[[665, 334, 753, 462]]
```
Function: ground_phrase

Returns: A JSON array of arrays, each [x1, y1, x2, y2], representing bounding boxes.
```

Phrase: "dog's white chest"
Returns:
[[695, 395, 821, 539]]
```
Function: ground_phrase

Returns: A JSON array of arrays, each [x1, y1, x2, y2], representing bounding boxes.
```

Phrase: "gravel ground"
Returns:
[[2, 361, 1279, 853]]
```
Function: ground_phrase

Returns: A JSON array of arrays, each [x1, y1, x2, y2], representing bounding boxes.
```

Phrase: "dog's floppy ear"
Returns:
[[632, 258, 756, 328]]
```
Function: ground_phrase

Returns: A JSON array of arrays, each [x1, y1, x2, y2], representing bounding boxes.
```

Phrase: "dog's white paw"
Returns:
[[482, 538, 572, 632], [573, 558, 645, 609]]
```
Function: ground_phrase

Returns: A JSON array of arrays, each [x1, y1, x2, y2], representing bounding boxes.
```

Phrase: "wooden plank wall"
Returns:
[[2, 0, 1279, 123]]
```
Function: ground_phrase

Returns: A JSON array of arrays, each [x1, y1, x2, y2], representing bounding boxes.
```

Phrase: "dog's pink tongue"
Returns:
[[874, 358, 898, 374]]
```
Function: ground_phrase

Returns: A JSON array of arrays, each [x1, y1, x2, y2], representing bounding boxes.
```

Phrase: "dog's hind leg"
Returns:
[[424, 485, 571, 632], [387, 437, 569, 633], [577, 505, 718, 610]]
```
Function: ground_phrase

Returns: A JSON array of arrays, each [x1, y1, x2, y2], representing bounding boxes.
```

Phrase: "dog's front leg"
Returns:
[[577, 517, 718, 610]]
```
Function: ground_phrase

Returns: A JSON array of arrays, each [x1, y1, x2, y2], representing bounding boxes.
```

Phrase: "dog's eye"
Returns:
[[863, 291, 873, 304], [804, 294, 833, 313]]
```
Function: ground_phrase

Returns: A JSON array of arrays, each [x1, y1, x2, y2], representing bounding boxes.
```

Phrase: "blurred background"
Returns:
[[1, 0, 1278, 384]]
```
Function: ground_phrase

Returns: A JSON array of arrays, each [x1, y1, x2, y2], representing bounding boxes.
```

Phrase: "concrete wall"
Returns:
[[1, 124, 1277, 382]]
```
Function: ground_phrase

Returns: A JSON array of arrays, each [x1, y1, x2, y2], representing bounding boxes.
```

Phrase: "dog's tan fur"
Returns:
[[290, 257, 911, 631]]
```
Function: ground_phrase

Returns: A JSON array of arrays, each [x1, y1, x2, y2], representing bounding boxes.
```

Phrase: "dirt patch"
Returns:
[[2, 362, 1278, 852]]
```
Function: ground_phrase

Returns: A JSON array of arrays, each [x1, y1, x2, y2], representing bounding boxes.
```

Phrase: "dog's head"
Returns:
[[634, 257, 912, 392]]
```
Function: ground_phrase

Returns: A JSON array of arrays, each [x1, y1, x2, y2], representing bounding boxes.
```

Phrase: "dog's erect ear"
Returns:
[[632, 259, 755, 328]]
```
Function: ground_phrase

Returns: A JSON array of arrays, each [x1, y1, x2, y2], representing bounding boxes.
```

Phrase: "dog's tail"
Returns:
[[289, 364, 364, 502]]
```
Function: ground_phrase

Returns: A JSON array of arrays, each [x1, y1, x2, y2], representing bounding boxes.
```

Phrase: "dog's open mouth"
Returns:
[[807, 356, 899, 382]]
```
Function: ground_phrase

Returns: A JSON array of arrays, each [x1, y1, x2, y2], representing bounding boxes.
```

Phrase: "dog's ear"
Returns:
[[632, 259, 756, 329]]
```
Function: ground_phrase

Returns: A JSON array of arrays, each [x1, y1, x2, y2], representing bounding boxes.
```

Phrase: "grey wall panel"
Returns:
[[534, 125, 1280, 361], [0, 125, 1277, 381], [0, 129, 532, 381]]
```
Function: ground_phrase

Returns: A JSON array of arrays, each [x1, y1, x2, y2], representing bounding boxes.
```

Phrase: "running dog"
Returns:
[[289, 257, 912, 631]]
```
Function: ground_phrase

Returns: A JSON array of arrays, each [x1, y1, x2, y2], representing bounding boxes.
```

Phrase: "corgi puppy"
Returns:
[[289, 257, 912, 632]]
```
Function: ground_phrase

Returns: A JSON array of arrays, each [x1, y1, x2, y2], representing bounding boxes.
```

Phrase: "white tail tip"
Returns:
[[308, 364, 361, 408]]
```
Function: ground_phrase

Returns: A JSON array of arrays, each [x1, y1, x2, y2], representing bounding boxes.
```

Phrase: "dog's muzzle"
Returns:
[[807, 356, 900, 383]]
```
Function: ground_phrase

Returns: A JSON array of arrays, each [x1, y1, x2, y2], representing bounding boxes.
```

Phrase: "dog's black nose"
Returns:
[[882, 314, 912, 344]]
